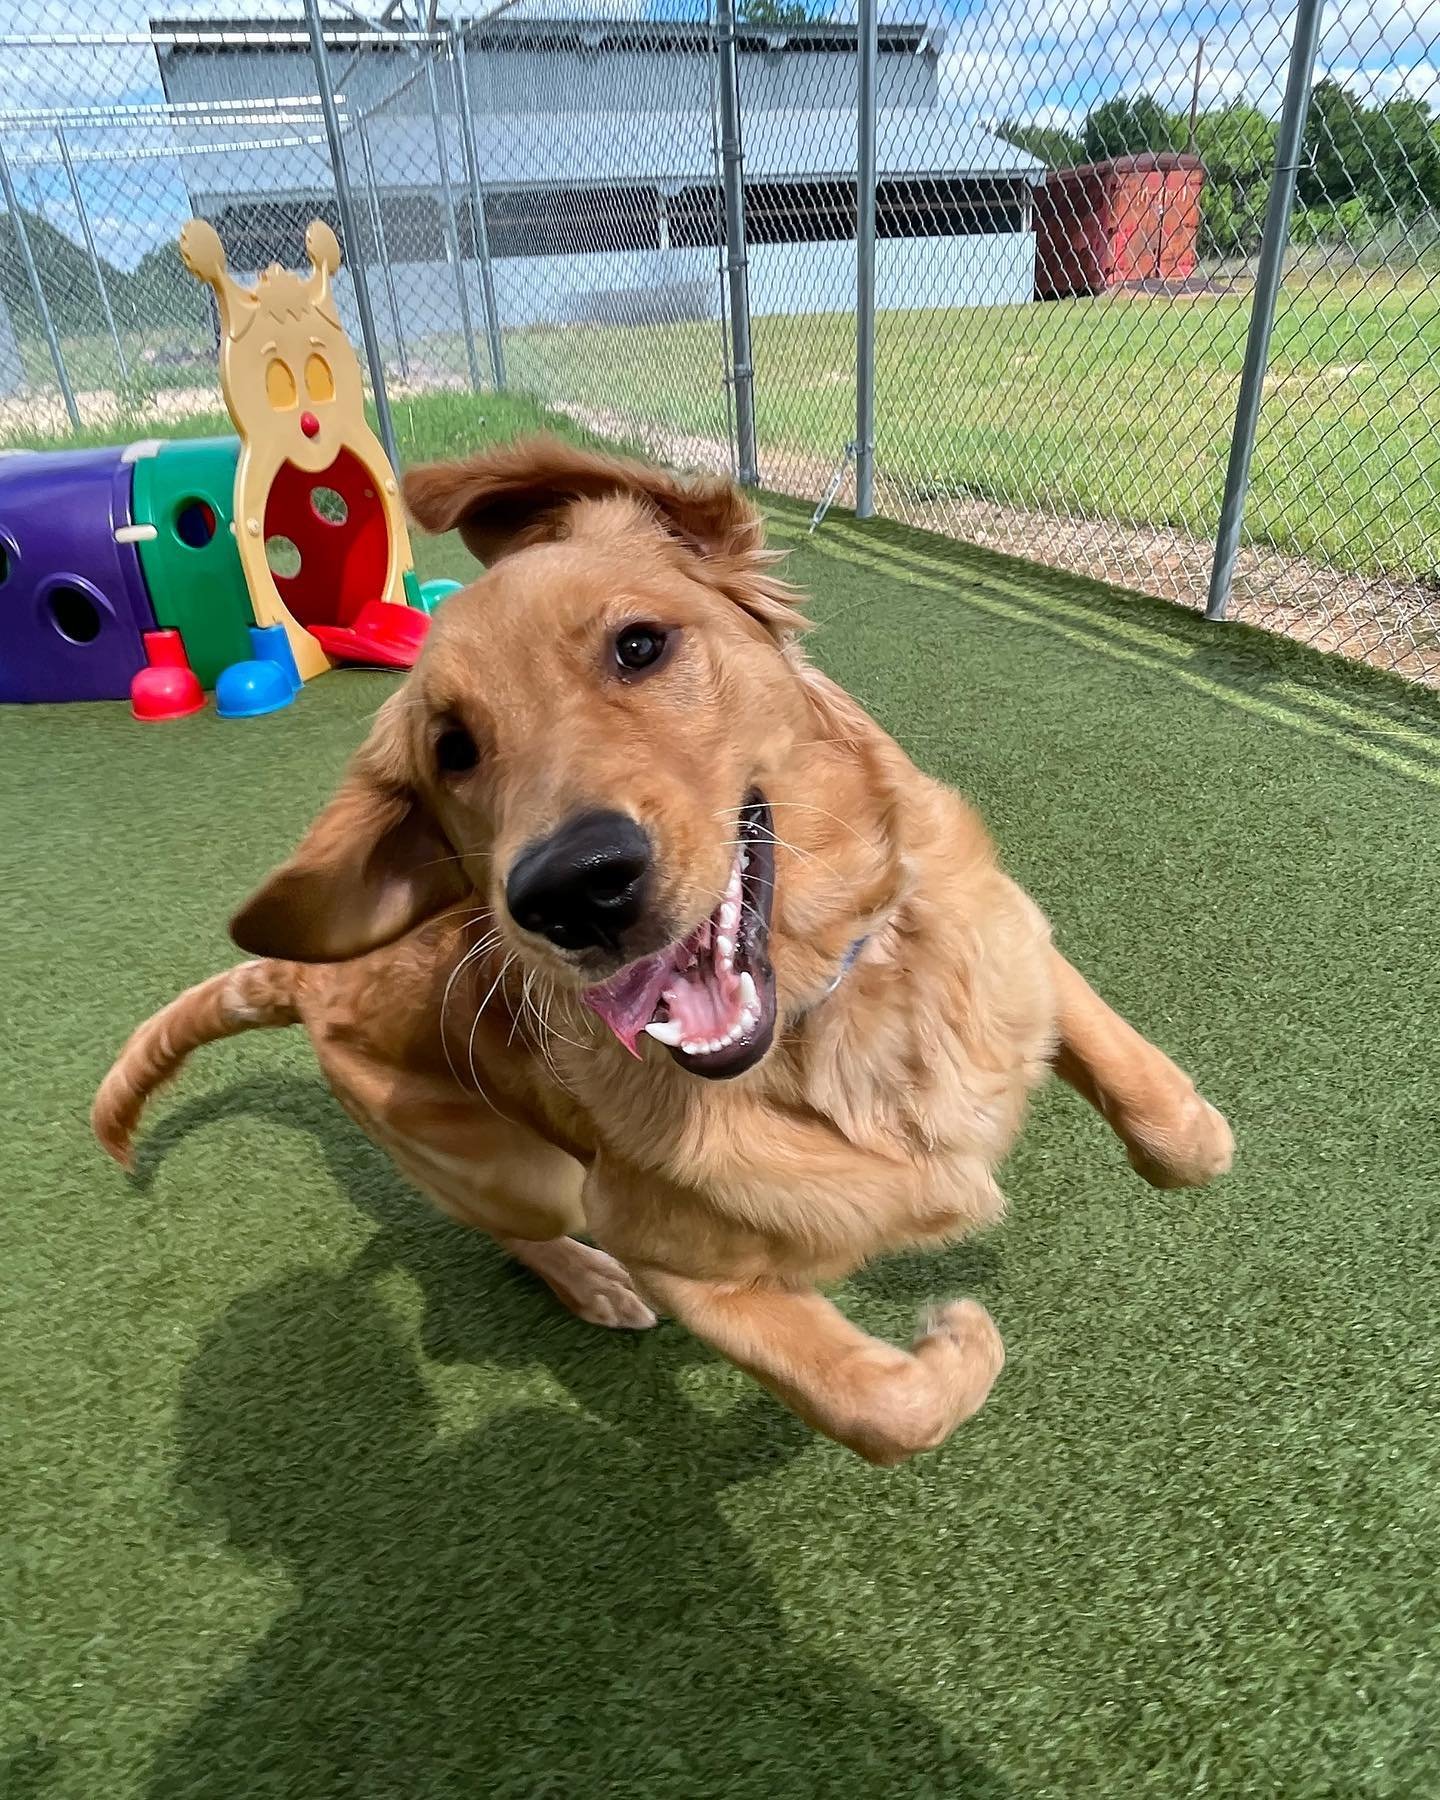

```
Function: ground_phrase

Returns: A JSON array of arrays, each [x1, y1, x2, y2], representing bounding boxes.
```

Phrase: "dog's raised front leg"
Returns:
[[1049, 948, 1233, 1189], [634, 1269, 1003, 1466]]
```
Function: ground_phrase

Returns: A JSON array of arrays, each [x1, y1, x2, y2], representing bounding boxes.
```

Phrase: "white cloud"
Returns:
[[1028, 98, 1084, 127], [1332, 57, 1440, 101], [935, 0, 1440, 126]]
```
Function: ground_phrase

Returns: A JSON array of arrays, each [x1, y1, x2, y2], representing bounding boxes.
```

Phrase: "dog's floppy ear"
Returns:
[[403, 433, 808, 642], [230, 694, 465, 963]]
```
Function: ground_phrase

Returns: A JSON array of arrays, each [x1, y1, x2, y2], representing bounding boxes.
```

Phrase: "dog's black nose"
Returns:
[[506, 811, 652, 951]]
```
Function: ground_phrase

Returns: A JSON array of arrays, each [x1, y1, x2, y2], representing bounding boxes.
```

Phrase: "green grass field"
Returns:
[[499, 279, 1440, 582], [4, 501, 1439, 1797], [11, 277, 1438, 589]]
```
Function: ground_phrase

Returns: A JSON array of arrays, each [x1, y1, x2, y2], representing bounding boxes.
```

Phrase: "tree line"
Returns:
[[1002, 81, 1440, 255], [1, 205, 209, 342]]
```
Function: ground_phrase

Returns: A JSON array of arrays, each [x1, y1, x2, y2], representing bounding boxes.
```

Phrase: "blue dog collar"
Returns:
[[822, 934, 870, 999]]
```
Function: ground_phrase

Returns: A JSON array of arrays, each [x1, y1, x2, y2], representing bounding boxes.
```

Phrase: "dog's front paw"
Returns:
[[918, 1296, 1005, 1369], [1125, 1091, 1234, 1190], [913, 1298, 1005, 1428]]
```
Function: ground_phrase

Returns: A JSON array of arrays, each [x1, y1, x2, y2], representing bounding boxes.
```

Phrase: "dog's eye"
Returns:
[[613, 623, 670, 675], [434, 722, 479, 776]]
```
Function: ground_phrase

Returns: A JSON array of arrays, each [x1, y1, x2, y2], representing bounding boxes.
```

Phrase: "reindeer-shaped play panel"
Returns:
[[180, 218, 418, 682]]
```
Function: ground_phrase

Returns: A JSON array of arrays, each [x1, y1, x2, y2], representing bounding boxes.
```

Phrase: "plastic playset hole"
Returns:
[[311, 486, 348, 525], [48, 585, 103, 644], [265, 534, 302, 579], [174, 497, 217, 548]]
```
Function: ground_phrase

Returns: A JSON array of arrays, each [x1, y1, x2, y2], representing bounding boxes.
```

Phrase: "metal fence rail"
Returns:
[[1, 1, 1437, 685]]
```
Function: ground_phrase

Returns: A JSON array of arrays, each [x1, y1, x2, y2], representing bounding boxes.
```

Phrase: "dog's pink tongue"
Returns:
[[582, 953, 673, 1057]]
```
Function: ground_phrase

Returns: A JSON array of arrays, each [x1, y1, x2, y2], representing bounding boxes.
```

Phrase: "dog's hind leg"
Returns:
[[493, 1235, 658, 1330], [1048, 949, 1233, 1189], [376, 1096, 657, 1331], [316, 1024, 657, 1329]]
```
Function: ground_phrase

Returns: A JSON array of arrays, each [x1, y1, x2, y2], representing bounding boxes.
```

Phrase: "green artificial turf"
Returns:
[[3, 502, 1439, 1798]]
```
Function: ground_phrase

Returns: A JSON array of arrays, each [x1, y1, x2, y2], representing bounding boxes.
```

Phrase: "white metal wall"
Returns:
[[315, 233, 1036, 344]]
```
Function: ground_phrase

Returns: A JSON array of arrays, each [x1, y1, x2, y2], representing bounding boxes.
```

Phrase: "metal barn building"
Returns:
[[154, 16, 1043, 343]]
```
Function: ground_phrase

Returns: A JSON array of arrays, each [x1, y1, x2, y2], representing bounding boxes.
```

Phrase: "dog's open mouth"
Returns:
[[582, 795, 777, 1079]]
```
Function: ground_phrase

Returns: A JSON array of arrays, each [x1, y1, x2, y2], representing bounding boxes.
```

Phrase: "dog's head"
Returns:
[[231, 435, 822, 1079]]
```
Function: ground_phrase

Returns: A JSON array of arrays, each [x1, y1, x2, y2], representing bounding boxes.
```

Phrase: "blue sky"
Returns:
[[3, 0, 1438, 270]]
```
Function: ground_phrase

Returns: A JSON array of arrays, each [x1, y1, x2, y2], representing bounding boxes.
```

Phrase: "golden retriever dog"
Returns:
[[94, 436, 1232, 1465]]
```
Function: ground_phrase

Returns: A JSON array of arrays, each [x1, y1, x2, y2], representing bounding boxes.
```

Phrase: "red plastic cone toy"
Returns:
[[130, 629, 206, 722]]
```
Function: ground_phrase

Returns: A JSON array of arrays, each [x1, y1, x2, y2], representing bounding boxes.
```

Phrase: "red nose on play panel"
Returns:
[[300, 411, 320, 438]]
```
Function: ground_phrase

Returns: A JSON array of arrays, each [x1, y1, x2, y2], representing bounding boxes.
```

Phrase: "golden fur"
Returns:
[[94, 435, 1232, 1464]]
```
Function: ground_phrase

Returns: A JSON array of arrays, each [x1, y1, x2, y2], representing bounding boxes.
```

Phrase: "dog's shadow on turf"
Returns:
[[142, 1076, 1010, 1799], [132, 1071, 1003, 1362]]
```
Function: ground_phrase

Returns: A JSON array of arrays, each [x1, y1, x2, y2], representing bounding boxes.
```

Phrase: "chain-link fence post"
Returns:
[[1205, 0, 1324, 621], [55, 123, 127, 384], [0, 132, 78, 429], [450, 22, 505, 392], [855, 0, 879, 520], [422, 43, 482, 392], [302, 0, 399, 471], [355, 116, 410, 384], [715, 0, 757, 487]]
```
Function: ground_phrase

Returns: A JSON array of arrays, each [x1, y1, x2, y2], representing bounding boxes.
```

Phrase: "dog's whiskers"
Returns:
[[509, 968, 535, 1049], [438, 942, 523, 1124], [413, 847, 495, 876], [532, 1003, 574, 1092], [531, 979, 589, 1056], [516, 975, 581, 1093], [718, 824, 845, 889], [752, 800, 879, 854], [431, 902, 496, 933], [439, 929, 503, 1087], [467, 951, 520, 1111]]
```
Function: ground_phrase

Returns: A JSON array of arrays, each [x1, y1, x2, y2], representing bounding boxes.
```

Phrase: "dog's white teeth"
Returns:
[[716, 932, 734, 964], [738, 971, 758, 1012], [682, 1039, 703, 1056], [719, 901, 739, 935], [739, 1006, 757, 1034], [644, 1019, 685, 1046]]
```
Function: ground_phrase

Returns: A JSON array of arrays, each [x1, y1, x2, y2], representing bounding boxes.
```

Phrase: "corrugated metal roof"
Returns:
[[178, 107, 1044, 196], [152, 15, 946, 55], [469, 108, 1044, 184]]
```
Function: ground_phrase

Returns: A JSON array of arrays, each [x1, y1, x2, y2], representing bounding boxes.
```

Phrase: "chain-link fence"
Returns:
[[840, 0, 1440, 684], [2, 1, 1438, 685], [0, 2, 739, 472]]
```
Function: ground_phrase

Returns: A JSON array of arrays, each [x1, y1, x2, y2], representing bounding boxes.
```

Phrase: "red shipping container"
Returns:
[[1033, 152, 1206, 299]]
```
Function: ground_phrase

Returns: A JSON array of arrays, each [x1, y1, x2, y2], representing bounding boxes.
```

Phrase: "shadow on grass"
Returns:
[[767, 496, 1440, 770], [137, 1078, 1009, 1798], [132, 1073, 1003, 1355], [0, 1739, 60, 1800]]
